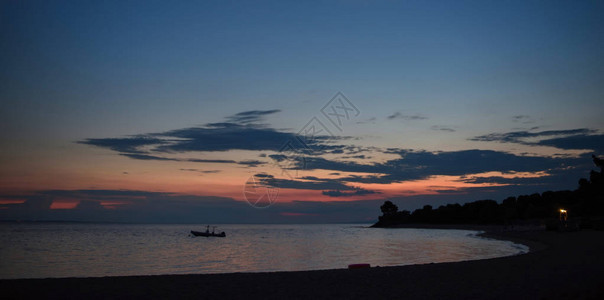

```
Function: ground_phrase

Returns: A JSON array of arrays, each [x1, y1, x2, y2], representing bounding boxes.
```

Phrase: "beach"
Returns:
[[2, 228, 604, 299]]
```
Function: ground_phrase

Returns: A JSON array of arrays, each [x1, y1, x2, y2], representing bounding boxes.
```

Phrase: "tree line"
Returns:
[[373, 158, 604, 228]]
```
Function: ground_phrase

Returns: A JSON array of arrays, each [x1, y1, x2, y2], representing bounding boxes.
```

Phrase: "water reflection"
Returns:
[[0, 223, 528, 279]]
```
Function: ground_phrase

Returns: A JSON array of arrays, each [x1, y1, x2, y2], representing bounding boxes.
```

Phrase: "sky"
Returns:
[[1, 0, 603, 223]]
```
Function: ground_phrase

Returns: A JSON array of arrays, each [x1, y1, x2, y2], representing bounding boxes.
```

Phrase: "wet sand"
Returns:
[[2, 229, 604, 299]]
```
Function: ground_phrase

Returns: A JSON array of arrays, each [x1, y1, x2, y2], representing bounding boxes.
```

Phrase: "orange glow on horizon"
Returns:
[[0, 199, 26, 204], [50, 199, 80, 209]]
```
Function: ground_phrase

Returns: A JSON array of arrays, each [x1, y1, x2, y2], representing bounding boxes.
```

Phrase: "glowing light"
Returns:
[[559, 208, 568, 221]]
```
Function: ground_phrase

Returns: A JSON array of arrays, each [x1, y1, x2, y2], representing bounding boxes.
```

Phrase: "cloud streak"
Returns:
[[387, 112, 428, 121], [226, 109, 281, 124], [470, 128, 595, 144]]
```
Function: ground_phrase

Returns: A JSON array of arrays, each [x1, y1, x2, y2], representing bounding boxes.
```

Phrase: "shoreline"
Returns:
[[2, 228, 604, 299], [370, 223, 548, 253]]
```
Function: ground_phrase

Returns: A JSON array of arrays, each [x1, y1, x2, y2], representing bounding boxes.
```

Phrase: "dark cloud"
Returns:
[[187, 158, 238, 164], [120, 153, 177, 161], [238, 160, 265, 167], [78, 136, 165, 154], [341, 155, 370, 159], [387, 112, 428, 120], [296, 149, 581, 185], [153, 124, 297, 152], [268, 154, 288, 162], [536, 134, 604, 153], [470, 128, 603, 152], [470, 128, 596, 144], [78, 110, 343, 161]]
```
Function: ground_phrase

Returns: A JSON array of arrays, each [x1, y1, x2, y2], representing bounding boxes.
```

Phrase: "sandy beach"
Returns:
[[2, 228, 604, 299]]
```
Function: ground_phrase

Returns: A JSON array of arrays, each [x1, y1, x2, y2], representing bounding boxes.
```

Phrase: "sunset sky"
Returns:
[[1, 0, 603, 223]]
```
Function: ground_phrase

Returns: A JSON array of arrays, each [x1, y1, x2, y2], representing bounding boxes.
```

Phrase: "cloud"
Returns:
[[153, 124, 297, 152], [322, 188, 379, 197], [120, 153, 178, 161], [387, 112, 428, 120], [293, 149, 582, 186], [79, 137, 165, 154], [179, 168, 221, 174], [238, 160, 266, 167], [74, 110, 603, 205], [186, 158, 238, 164], [512, 115, 535, 124], [537, 134, 604, 152], [119, 153, 261, 166], [78, 109, 344, 161], [356, 117, 377, 124], [225, 109, 281, 124], [430, 125, 456, 132], [470, 128, 595, 144], [255, 173, 355, 191], [470, 128, 602, 152]]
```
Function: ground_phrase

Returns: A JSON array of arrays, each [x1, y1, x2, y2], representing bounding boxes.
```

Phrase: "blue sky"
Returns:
[[1, 0, 603, 223]]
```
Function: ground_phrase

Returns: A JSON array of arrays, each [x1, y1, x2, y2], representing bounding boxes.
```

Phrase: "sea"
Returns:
[[0, 223, 529, 279]]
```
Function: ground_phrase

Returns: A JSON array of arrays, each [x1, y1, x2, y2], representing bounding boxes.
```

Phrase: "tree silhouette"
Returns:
[[380, 201, 398, 216], [372, 155, 604, 228]]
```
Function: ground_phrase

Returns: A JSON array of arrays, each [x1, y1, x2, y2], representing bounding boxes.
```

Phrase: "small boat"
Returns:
[[191, 225, 226, 237]]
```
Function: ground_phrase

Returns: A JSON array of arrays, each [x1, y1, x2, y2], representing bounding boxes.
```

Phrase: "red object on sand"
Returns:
[[348, 263, 370, 269]]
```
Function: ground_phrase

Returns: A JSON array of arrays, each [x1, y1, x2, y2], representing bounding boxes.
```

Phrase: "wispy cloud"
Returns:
[[387, 112, 428, 121], [225, 109, 281, 124], [179, 168, 221, 174], [512, 115, 535, 124], [430, 125, 456, 132], [356, 117, 377, 124], [322, 188, 379, 197], [470, 128, 594, 143]]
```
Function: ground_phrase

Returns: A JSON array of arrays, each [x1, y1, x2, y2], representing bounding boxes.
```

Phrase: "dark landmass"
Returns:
[[2, 229, 604, 299], [373, 157, 604, 229]]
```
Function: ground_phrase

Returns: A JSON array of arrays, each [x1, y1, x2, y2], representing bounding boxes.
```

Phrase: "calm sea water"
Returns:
[[0, 223, 528, 279]]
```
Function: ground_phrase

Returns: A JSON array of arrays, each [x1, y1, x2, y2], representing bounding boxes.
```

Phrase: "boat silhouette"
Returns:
[[191, 225, 226, 237]]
